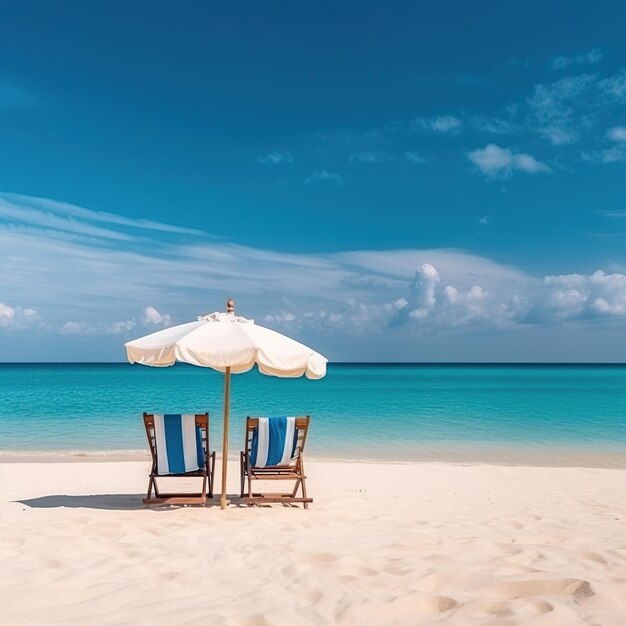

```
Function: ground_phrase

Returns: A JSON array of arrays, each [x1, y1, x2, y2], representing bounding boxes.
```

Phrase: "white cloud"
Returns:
[[108, 320, 136, 334], [410, 263, 440, 317], [5, 192, 626, 361], [524, 271, 626, 322], [385, 297, 408, 313], [0, 302, 40, 329], [264, 310, 295, 325], [383, 267, 626, 332], [0, 303, 15, 327], [552, 49, 603, 70], [467, 144, 550, 178], [60, 321, 88, 335], [258, 151, 293, 165], [607, 126, 626, 142], [305, 169, 344, 186], [411, 115, 462, 134], [143, 306, 172, 326]]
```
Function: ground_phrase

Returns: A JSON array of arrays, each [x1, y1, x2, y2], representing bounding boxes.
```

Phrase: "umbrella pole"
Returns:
[[220, 366, 231, 510]]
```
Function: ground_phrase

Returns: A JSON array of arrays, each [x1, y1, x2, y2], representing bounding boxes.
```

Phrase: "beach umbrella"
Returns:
[[124, 298, 327, 509]]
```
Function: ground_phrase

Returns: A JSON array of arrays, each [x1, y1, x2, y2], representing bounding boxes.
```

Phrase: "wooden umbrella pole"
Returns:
[[220, 366, 231, 509]]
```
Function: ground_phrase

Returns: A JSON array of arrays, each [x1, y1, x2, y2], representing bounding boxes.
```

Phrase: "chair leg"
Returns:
[[247, 468, 253, 505], [240, 452, 246, 497], [299, 457, 309, 509], [201, 473, 208, 505], [208, 452, 216, 498], [300, 476, 309, 510], [145, 476, 155, 505], [291, 478, 301, 498], [153, 476, 161, 498]]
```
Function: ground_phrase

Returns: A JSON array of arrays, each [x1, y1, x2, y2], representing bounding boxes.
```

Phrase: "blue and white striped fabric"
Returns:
[[250, 416, 298, 468], [153, 414, 205, 475]]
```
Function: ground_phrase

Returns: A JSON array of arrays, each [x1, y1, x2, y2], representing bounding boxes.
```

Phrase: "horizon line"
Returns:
[[1, 361, 626, 367]]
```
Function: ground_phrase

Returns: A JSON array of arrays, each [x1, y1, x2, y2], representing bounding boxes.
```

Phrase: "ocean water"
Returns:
[[1, 363, 626, 464]]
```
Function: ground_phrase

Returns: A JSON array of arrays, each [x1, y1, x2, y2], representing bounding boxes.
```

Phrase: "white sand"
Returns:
[[1, 459, 626, 625]]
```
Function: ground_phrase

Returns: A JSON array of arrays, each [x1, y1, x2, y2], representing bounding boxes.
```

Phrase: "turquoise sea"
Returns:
[[1, 363, 626, 465]]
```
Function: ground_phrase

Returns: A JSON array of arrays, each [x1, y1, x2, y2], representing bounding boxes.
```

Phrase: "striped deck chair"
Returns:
[[240, 416, 312, 508], [143, 412, 216, 506]]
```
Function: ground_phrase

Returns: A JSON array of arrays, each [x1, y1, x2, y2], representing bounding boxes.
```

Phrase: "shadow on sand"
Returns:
[[16, 494, 254, 511]]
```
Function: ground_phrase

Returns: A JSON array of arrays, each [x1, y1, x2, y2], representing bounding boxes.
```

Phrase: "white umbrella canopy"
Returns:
[[125, 299, 327, 508]]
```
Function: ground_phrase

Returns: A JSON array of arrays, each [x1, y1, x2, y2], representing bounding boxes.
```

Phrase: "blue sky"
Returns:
[[1, 1, 626, 361]]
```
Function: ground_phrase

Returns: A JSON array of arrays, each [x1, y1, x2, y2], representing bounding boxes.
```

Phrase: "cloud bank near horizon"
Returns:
[[2, 192, 626, 362]]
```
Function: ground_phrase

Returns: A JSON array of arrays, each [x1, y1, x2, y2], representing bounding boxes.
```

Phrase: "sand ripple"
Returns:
[[1, 460, 626, 625]]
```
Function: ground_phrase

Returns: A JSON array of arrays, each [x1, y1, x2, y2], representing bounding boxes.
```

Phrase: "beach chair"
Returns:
[[143, 412, 216, 506], [240, 415, 312, 508]]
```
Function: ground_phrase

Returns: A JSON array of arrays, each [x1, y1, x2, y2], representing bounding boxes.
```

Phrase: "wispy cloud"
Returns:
[[607, 126, 626, 142], [467, 144, 550, 178], [552, 49, 603, 71], [479, 215, 490, 225], [0, 193, 206, 238], [411, 115, 462, 134], [305, 169, 344, 186], [527, 74, 597, 145], [404, 152, 427, 164], [0, 198, 135, 242], [258, 150, 293, 165], [581, 125, 626, 163], [519, 69, 626, 147], [3, 194, 626, 359], [471, 116, 520, 135], [582, 146, 626, 164], [599, 70, 626, 102], [61, 320, 136, 335]]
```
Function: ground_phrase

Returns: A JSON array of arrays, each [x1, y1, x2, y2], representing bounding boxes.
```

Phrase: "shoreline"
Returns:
[[3, 445, 626, 468]]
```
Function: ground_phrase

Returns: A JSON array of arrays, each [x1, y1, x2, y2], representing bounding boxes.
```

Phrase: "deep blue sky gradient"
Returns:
[[1, 1, 626, 360]]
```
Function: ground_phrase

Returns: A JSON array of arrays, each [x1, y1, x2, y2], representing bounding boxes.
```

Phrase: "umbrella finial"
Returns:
[[227, 297, 235, 315]]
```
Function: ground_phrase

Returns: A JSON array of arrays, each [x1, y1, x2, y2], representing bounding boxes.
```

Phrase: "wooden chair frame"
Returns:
[[143, 412, 216, 506], [240, 415, 312, 508]]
